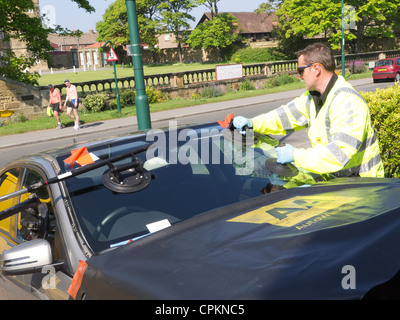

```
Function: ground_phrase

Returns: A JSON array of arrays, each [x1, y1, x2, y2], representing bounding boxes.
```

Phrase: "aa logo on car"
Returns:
[[228, 195, 360, 228]]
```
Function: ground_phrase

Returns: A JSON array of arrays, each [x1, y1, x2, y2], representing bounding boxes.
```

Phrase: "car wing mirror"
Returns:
[[1, 239, 63, 276]]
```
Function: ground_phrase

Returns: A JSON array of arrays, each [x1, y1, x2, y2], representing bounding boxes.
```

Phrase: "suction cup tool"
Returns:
[[219, 114, 257, 147], [265, 158, 299, 177], [102, 160, 152, 193], [222, 128, 256, 146]]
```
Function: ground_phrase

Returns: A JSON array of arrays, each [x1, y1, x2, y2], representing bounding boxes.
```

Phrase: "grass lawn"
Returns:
[[0, 67, 372, 136]]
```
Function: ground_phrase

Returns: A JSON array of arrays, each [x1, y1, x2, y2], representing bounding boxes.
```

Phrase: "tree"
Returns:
[[342, 0, 400, 52], [276, 0, 342, 47], [70, 0, 94, 12], [0, 0, 94, 84], [97, 0, 201, 65], [96, 0, 130, 46], [196, 0, 221, 18], [136, 0, 164, 63], [254, 1, 303, 59], [96, 0, 163, 63], [254, 0, 283, 15], [187, 13, 241, 60], [270, 0, 400, 53], [158, 0, 196, 64]]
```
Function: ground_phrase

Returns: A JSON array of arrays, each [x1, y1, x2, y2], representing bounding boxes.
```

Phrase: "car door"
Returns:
[[0, 167, 53, 245], [0, 168, 23, 251], [0, 166, 71, 299]]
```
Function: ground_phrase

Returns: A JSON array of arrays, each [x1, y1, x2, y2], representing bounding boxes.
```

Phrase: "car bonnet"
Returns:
[[72, 178, 400, 300]]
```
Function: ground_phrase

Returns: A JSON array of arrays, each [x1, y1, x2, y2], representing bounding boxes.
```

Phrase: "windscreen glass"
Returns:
[[57, 124, 305, 252]]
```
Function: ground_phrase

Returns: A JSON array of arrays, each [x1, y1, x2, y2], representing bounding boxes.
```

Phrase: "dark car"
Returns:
[[1, 122, 400, 300], [0, 122, 294, 299], [75, 176, 400, 300], [372, 57, 400, 83]]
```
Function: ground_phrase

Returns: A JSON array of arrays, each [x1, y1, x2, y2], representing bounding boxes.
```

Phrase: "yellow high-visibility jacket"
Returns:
[[251, 75, 384, 177]]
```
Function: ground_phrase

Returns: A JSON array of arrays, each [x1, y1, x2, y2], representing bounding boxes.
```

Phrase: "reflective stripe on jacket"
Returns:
[[251, 75, 384, 177]]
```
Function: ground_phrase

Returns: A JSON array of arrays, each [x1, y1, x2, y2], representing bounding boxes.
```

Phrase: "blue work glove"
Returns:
[[276, 144, 295, 164], [233, 116, 252, 134]]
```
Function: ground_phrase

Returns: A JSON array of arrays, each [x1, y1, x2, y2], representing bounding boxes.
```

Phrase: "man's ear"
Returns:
[[312, 63, 322, 77]]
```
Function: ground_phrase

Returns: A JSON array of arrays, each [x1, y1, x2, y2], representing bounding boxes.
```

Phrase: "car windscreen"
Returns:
[[376, 60, 393, 67], [56, 125, 306, 253]]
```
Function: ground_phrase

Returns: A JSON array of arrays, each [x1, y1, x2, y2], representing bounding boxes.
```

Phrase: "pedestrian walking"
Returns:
[[63, 79, 80, 130], [47, 84, 63, 129]]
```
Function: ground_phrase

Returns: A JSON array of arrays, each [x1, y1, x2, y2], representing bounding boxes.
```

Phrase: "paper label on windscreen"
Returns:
[[146, 219, 171, 233]]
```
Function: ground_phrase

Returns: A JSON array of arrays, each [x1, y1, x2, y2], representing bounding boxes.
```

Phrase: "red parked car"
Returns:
[[372, 57, 400, 83]]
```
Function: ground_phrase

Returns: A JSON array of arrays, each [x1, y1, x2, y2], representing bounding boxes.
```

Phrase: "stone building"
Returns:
[[47, 29, 101, 70]]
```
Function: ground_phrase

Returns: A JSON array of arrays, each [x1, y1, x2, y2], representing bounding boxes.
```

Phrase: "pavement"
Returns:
[[0, 77, 372, 151]]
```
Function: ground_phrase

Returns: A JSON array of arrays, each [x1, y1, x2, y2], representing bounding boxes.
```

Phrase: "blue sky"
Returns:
[[39, 0, 267, 33]]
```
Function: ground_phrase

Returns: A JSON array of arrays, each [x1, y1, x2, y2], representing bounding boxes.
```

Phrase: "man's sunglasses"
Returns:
[[297, 63, 314, 76]]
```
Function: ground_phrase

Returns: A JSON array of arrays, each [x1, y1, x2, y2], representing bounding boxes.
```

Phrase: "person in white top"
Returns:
[[63, 79, 80, 130]]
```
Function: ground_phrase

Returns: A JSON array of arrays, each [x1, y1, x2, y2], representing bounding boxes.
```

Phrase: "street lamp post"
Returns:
[[341, 0, 345, 77], [125, 0, 151, 130]]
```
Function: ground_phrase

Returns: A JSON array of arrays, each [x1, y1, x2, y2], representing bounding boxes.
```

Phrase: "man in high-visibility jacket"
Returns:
[[233, 43, 384, 178]]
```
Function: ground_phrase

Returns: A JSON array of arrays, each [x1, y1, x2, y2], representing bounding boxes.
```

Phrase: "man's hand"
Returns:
[[276, 144, 295, 164], [233, 116, 252, 134]]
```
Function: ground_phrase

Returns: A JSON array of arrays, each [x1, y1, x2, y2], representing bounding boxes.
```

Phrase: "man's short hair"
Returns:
[[64, 79, 70, 83], [48, 84, 54, 89], [295, 43, 336, 73]]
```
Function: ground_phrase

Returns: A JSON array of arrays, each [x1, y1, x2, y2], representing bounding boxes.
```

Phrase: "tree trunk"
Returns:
[[354, 19, 366, 53], [177, 42, 183, 63], [151, 50, 157, 64]]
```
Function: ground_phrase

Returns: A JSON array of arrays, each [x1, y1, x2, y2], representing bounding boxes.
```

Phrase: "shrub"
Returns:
[[230, 47, 285, 63], [264, 73, 299, 89], [120, 89, 136, 107], [360, 83, 400, 178], [1, 112, 28, 126], [349, 60, 367, 74], [199, 84, 227, 98], [82, 93, 108, 112], [18, 113, 28, 123], [191, 91, 201, 100], [146, 87, 164, 103], [239, 79, 255, 91], [108, 99, 121, 110]]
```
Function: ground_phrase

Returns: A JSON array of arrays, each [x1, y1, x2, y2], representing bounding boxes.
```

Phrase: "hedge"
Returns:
[[230, 47, 285, 63], [361, 83, 400, 178]]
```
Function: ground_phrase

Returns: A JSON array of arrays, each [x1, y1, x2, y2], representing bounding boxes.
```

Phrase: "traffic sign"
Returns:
[[103, 41, 121, 113], [107, 47, 118, 61]]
